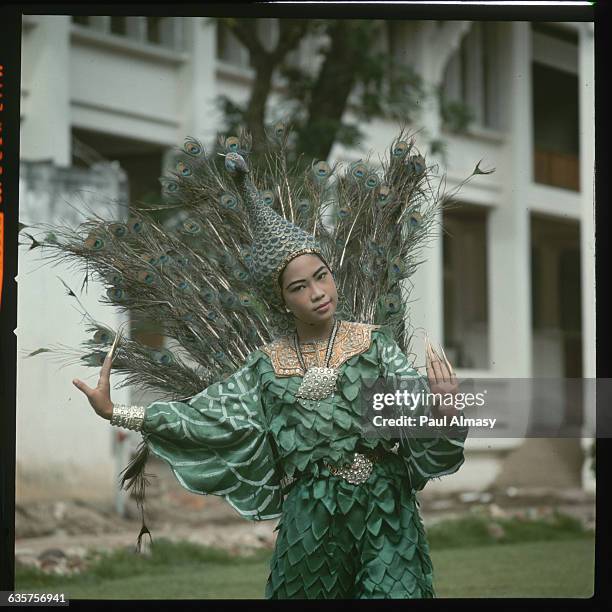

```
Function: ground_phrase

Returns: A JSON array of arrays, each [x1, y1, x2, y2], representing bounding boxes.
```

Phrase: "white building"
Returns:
[[17, 16, 595, 503]]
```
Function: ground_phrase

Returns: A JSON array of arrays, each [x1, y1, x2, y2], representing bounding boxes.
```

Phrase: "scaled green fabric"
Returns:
[[141, 328, 468, 598]]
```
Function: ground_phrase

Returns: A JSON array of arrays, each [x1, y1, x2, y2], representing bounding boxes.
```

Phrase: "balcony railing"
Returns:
[[534, 148, 580, 192]]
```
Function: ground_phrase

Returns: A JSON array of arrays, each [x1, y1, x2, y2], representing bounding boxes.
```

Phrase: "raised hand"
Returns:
[[425, 335, 460, 418], [72, 350, 114, 421]]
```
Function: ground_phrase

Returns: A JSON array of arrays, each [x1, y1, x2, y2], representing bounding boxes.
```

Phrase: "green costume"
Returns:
[[141, 321, 468, 599]]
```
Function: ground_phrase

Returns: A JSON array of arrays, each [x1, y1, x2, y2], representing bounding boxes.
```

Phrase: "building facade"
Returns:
[[18, 16, 595, 502]]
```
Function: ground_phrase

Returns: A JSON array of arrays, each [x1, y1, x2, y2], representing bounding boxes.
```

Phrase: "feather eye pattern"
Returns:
[[84, 233, 105, 251], [264, 120, 293, 154], [160, 178, 180, 197], [157, 251, 172, 266], [82, 351, 108, 367], [137, 269, 158, 286], [260, 190, 275, 207], [336, 205, 351, 220], [349, 161, 368, 182], [109, 223, 129, 238], [272, 121, 286, 138], [391, 139, 410, 159], [183, 136, 205, 158], [128, 216, 145, 234], [151, 348, 175, 366], [143, 254, 159, 267], [238, 292, 254, 308], [376, 184, 393, 209], [90, 326, 114, 345], [219, 192, 240, 211], [105, 271, 123, 286], [176, 160, 193, 178], [200, 288, 218, 305], [219, 291, 240, 310], [312, 160, 332, 181], [106, 286, 127, 302], [364, 172, 380, 190], [224, 136, 240, 153], [181, 219, 202, 235], [93, 330, 112, 344]]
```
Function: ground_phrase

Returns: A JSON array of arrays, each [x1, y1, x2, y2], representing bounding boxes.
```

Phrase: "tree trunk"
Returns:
[[299, 21, 362, 161], [245, 58, 274, 153]]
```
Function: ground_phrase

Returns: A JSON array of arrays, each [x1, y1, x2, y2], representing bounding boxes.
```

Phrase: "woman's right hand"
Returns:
[[72, 350, 114, 421]]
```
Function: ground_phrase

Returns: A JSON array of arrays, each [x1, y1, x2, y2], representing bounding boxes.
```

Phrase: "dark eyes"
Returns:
[[290, 271, 327, 292]]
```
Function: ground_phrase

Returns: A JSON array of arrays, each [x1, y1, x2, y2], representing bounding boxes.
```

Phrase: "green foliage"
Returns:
[[426, 510, 592, 550], [438, 87, 475, 133], [15, 538, 270, 588], [213, 19, 434, 163], [216, 96, 247, 139], [15, 535, 594, 599]]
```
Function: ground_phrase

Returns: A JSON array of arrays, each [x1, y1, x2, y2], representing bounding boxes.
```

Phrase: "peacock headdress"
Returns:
[[223, 150, 324, 314], [23, 122, 492, 400]]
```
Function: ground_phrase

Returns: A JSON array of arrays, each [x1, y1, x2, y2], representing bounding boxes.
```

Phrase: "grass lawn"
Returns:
[[15, 538, 594, 599]]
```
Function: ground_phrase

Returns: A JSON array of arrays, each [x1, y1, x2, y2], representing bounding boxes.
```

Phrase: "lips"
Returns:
[[314, 300, 331, 312]]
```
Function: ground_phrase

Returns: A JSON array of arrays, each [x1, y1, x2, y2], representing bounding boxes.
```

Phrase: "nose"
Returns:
[[311, 286, 326, 302]]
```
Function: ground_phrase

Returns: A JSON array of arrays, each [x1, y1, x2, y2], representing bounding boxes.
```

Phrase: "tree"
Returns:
[[214, 19, 431, 164]]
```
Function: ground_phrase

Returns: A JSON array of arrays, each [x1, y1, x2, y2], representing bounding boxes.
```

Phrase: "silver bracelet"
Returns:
[[110, 403, 146, 432]]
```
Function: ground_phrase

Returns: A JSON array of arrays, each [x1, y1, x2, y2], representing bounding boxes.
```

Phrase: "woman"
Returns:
[[69, 140, 469, 598], [73, 244, 467, 599]]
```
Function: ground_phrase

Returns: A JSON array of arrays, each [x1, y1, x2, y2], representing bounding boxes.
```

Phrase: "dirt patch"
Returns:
[[15, 484, 594, 576]]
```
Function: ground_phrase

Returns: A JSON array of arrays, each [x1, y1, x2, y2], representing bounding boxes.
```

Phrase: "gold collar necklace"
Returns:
[[294, 318, 340, 402]]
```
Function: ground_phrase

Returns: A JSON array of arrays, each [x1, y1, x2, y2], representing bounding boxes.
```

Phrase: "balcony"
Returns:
[[534, 148, 580, 192]]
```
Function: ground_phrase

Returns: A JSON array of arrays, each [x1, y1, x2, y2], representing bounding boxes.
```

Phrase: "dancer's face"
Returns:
[[280, 254, 338, 324]]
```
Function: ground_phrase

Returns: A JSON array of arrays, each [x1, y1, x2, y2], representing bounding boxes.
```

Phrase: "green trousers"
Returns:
[[265, 458, 436, 599]]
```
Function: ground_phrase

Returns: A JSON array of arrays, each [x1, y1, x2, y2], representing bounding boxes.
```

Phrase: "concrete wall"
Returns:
[[17, 161, 130, 502]]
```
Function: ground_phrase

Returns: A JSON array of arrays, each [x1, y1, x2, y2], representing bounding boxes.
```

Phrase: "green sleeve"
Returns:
[[375, 331, 469, 493], [141, 350, 283, 521]]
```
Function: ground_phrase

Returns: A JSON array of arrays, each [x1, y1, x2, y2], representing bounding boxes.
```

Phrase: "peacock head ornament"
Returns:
[[224, 150, 326, 311]]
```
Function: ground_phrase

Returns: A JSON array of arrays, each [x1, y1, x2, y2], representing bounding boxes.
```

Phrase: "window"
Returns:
[[145, 17, 181, 49], [530, 214, 582, 377], [72, 16, 90, 26], [71, 15, 182, 51], [443, 205, 489, 369], [147, 17, 163, 45], [441, 22, 502, 131], [532, 22, 578, 45], [532, 63, 579, 191], [531, 24, 579, 191], [530, 213, 583, 429], [110, 16, 127, 36]]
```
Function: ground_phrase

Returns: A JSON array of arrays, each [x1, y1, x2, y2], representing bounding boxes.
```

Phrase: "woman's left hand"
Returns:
[[425, 336, 460, 418]]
